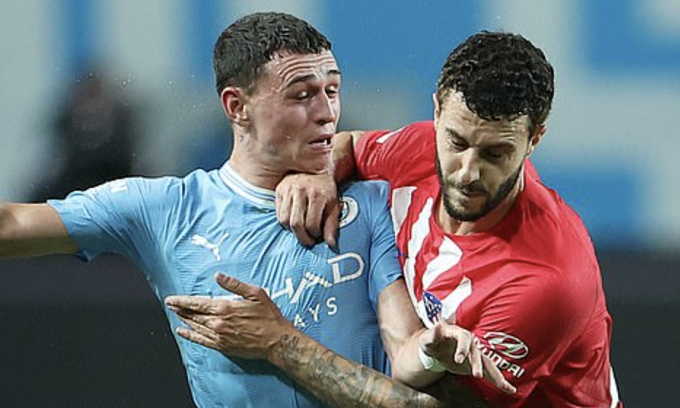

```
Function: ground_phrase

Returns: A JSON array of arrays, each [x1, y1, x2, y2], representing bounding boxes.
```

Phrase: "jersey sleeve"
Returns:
[[354, 121, 438, 187], [460, 263, 596, 406], [47, 177, 181, 266], [357, 181, 404, 311]]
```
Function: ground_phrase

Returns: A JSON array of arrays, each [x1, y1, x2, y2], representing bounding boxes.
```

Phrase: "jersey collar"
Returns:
[[219, 163, 276, 209]]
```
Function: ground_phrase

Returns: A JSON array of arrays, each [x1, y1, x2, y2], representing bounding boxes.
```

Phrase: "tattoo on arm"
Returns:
[[273, 334, 452, 408]]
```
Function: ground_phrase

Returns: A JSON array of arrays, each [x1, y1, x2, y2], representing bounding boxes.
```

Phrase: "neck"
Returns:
[[226, 128, 288, 191], [227, 155, 284, 191], [437, 172, 525, 236]]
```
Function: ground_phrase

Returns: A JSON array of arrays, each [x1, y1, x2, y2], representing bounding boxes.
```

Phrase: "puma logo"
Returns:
[[190, 233, 229, 261]]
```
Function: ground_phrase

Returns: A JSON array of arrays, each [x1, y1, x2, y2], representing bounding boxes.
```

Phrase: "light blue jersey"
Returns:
[[49, 163, 402, 408]]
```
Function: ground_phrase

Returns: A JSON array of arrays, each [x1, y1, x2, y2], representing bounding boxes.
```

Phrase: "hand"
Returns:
[[419, 322, 516, 395], [164, 273, 294, 361], [275, 173, 340, 248]]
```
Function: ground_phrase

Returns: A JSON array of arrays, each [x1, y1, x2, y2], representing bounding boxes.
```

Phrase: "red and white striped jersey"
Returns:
[[355, 121, 622, 408]]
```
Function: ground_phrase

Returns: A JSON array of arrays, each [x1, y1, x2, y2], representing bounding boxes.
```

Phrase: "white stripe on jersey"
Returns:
[[390, 187, 416, 237], [403, 197, 434, 322], [376, 127, 405, 144], [421, 236, 462, 289], [609, 366, 620, 408], [440, 276, 472, 322]]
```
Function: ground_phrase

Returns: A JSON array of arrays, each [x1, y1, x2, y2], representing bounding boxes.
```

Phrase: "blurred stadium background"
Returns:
[[1, 0, 678, 406]]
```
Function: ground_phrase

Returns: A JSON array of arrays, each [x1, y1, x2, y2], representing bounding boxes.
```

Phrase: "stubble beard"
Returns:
[[436, 154, 523, 222]]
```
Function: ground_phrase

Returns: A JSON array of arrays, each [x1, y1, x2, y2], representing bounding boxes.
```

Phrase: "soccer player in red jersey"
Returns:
[[170, 31, 622, 407], [275, 31, 622, 407]]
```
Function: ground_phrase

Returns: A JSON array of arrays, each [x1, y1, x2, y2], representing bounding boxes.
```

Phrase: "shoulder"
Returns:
[[338, 181, 392, 231], [130, 168, 223, 205], [72, 171, 219, 214], [340, 180, 391, 217], [406, 120, 436, 135], [363, 120, 435, 144], [340, 180, 390, 203], [513, 172, 598, 267]]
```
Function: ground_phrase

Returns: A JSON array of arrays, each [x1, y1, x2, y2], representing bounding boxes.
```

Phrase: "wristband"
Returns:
[[418, 345, 446, 372]]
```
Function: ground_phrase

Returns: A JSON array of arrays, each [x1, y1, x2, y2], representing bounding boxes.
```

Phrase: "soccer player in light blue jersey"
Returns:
[[0, 12, 512, 408]]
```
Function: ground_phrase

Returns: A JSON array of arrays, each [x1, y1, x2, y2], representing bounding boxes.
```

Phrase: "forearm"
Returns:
[[331, 131, 359, 184], [0, 203, 77, 258], [375, 282, 443, 388], [391, 330, 445, 388], [269, 330, 449, 408]]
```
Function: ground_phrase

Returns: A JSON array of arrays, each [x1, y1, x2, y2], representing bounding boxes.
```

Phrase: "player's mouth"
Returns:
[[308, 134, 333, 151], [458, 189, 484, 198], [454, 187, 486, 206]]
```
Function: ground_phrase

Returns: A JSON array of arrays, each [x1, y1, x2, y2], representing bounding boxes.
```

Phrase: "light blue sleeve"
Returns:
[[47, 177, 181, 265], [358, 181, 403, 310]]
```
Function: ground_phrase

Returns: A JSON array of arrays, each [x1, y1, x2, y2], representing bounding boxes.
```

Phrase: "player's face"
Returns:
[[244, 50, 341, 175], [434, 91, 534, 222]]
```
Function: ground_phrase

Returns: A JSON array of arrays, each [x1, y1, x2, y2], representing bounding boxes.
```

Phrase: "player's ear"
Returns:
[[432, 93, 441, 127], [527, 125, 546, 156], [220, 86, 249, 125]]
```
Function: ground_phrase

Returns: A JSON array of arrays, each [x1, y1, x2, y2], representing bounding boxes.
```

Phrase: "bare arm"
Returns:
[[269, 329, 452, 408], [166, 274, 513, 408], [331, 130, 364, 184], [378, 280, 514, 393], [0, 203, 78, 258], [377, 280, 444, 386]]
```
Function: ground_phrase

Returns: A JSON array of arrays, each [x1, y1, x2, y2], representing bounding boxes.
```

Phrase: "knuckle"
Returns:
[[213, 321, 229, 333], [308, 188, 322, 199], [215, 303, 229, 315], [206, 319, 218, 331], [290, 222, 305, 234]]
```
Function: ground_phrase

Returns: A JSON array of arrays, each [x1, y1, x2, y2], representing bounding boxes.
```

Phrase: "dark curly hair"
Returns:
[[436, 31, 554, 135], [213, 12, 331, 95]]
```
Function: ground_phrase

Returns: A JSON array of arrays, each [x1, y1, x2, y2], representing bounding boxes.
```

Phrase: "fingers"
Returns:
[[467, 339, 483, 378], [215, 273, 260, 300], [165, 295, 217, 313], [442, 324, 483, 378], [288, 190, 316, 246], [451, 326, 473, 365], [446, 324, 516, 394], [481, 354, 517, 395], [276, 183, 315, 246], [176, 326, 219, 351], [305, 192, 326, 240], [322, 200, 340, 249], [274, 174, 340, 248], [275, 186, 292, 230], [424, 323, 516, 393]]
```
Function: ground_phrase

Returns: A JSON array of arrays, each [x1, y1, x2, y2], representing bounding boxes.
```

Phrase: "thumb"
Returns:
[[445, 311, 457, 325]]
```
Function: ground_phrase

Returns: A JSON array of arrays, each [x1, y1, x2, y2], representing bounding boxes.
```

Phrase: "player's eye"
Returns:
[[448, 138, 467, 151], [485, 149, 504, 159]]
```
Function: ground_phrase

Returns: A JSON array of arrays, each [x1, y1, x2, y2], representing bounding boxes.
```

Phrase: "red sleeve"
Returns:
[[354, 121, 437, 187], [459, 263, 595, 406]]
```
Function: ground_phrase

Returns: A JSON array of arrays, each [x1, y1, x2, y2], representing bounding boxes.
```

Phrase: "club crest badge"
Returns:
[[423, 291, 443, 324], [339, 196, 358, 228]]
